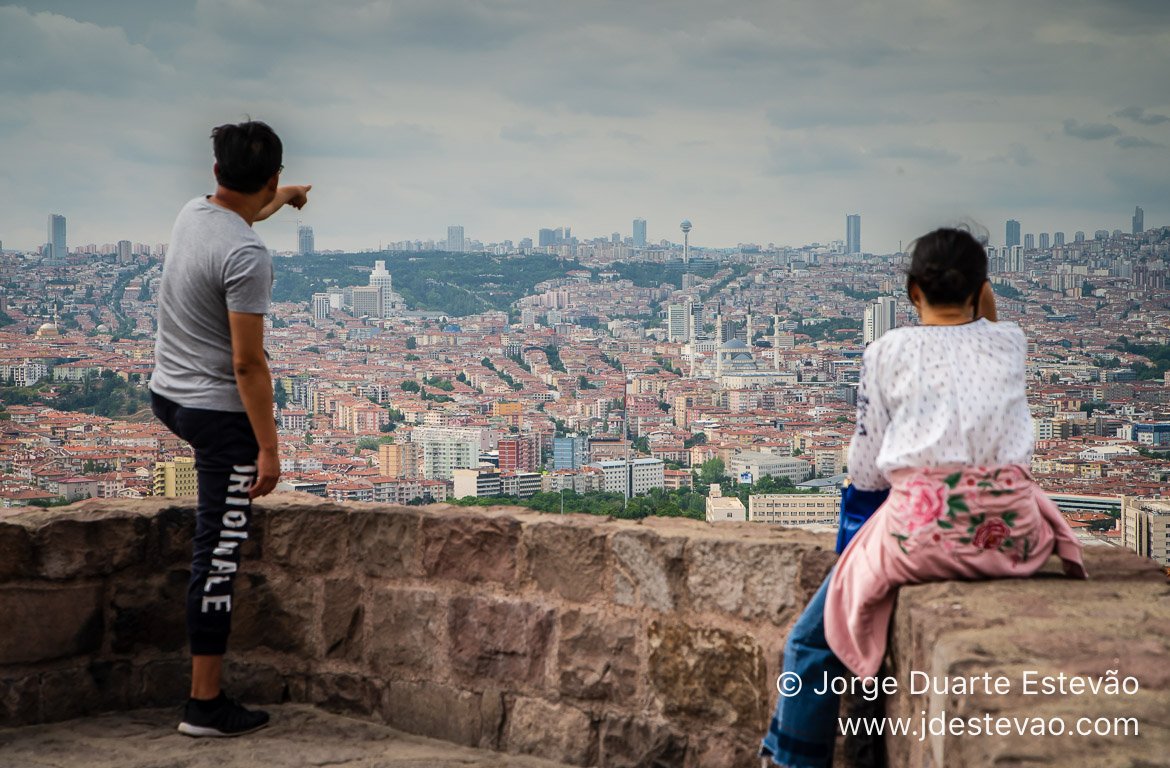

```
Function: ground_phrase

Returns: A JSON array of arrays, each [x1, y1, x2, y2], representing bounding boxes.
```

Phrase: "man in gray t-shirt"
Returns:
[[149, 120, 309, 738]]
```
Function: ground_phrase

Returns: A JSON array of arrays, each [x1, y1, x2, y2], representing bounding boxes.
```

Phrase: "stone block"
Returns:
[[449, 595, 554, 689], [232, 570, 319, 655], [557, 608, 639, 704], [420, 512, 519, 585], [33, 513, 151, 579], [647, 620, 768, 726], [598, 714, 688, 768], [37, 661, 129, 723], [137, 658, 189, 707], [0, 675, 41, 726], [349, 508, 420, 578], [261, 504, 348, 572], [687, 729, 760, 768], [685, 539, 803, 625], [524, 521, 609, 602], [0, 520, 33, 580], [148, 505, 195, 569], [110, 569, 188, 654], [367, 586, 445, 676], [308, 673, 381, 717], [610, 529, 687, 613], [505, 696, 596, 766], [382, 680, 485, 747], [796, 544, 838, 603], [323, 578, 364, 661], [0, 583, 103, 664], [221, 659, 289, 704]]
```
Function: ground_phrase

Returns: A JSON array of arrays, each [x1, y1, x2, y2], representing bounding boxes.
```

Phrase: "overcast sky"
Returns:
[[2, 0, 1169, 254]]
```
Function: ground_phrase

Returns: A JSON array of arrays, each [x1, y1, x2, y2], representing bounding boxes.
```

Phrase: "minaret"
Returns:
[[745, 310, 753, 346], [773, 314, 782, 370]]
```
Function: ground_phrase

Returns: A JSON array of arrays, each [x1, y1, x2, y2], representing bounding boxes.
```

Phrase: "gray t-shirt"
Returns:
[[150, 196, 273, 412]]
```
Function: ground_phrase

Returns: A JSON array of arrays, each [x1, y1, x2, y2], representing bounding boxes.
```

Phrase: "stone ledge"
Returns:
[[1, 495, 1167, 767]]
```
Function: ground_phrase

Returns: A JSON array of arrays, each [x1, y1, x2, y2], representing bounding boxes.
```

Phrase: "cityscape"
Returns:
[[2, 209, 1168, 570]]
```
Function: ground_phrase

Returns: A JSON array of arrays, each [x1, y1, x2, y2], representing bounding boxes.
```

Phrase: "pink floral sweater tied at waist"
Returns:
[[824, 465, 1087, 678]]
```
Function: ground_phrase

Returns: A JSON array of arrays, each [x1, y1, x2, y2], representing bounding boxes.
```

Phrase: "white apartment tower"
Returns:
[[863, 296, 896, 345]]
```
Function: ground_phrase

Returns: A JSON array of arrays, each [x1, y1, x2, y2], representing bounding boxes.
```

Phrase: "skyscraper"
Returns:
[[447, 225, 465, 253], [1054, 231, 1066, 247], [298, 225, 315, 256], [47, 214, 66, 260], [1007, 245, 1024, 273], [538, 228, 556, 247], [1075, 231, 1085, 243], [1024, 233, 1035, 250], [117, 240, 132, 264], [1005, 220, 1021, 249], [1133, 206, 1144, 235], [863, 296, 895, 344], [846, 214, 861, 254], [1039, 233, 1050, 250], [667, 301, 694, 342], [632, 218, 647, 248], [370, 260, 394, 317]]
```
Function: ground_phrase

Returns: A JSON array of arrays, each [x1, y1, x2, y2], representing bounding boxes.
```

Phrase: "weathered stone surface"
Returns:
[[262, 504, 349, 572], [504, 697, 596, 767], [647, 620, 768, 726], [421, 512, 520, 585], [524, 521, 609, 602], [308, 673, 381, 717], [610, 529, 687, 613], [0, 521, 33, 580], [38, 661, 131, 722], [349, 508, 420, 578], [0, 675, 40, 726], [367, 586, 445, 676], [232, 570, 319, 655], [686, 728, 761, 768], [148, 505, 195, 569], [796, 544, 837, 603], [557, 608, 638, 703], [323, 578, 364, 661], [597, 714, 688, 768], [33, 513, 151, 579], [221, 659, 290, 704], [449, 595, 554, 688], [0, 584, 103, 664], [137, 659, 189, 707], [382, 680, 485, 747], [685, 539, 802, 625], [110, 569, 188, 654]]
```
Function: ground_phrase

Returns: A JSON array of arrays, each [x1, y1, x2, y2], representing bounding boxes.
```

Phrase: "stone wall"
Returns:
[[1, 495, 1167, 767]]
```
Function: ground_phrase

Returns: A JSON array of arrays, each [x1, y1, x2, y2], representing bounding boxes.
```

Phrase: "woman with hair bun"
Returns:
[[759, 227, 1086, 768]]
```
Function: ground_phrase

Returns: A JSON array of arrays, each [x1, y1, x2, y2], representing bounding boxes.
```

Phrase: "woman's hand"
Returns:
[[976, 280, 998, 321]]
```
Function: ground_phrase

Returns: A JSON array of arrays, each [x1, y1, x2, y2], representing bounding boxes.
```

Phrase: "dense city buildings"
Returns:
[[1, 213, 1167, 571]]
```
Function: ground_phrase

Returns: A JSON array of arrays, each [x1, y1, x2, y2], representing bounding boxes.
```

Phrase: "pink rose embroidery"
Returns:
[[903, 476, 948, 533], [972, 518, 1010, 550]]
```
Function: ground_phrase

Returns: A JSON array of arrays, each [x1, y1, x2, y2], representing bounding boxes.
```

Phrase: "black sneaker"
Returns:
[[178, 693, 270, 737]]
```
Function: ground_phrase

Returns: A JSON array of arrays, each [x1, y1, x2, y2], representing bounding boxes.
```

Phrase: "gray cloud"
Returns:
[[990, 144, 1038, 167], [499, 123, 576, 148], [1062, 119, 1122, 140], [1113, 106, 1170, 125], [1115, 135, 1166, 149], [873, 144, 961, 165]]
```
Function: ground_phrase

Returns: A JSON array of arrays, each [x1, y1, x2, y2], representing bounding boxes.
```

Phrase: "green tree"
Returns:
[[400, 380, 421, 393], [405, 337, 418, 350], [697, 458, 727, 486]]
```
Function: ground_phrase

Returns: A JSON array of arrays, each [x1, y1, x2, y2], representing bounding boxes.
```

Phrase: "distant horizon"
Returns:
[[2, 1, 1168, 252]]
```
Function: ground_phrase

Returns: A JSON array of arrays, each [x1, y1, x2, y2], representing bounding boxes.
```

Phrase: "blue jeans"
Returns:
[[760, 571, 847, 768]]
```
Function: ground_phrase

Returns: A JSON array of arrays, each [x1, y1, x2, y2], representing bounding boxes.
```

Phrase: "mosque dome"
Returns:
[[36, 322, 60, 338]]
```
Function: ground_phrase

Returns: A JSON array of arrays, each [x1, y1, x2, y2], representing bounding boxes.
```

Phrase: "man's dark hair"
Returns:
[[905, 227, 988, 306], [210, 121, 283, 194]]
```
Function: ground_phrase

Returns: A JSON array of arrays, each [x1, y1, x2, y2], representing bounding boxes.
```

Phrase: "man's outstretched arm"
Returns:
[[255, 184, 311, 222]]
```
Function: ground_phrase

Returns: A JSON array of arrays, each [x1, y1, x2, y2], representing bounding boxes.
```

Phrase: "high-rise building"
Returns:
[[47, 214, 66, 260], [447, 225, 465, 253], [153, 457, 197, 498], [498, 435, 538, 472], [1054, 231, 1066, 246], [378, 442, 419, 479], [298, 225, 315, 255], [117, 240, 132, 263], [1005, 220, 1021, 249], [538, 228, 556, 247], [351, 286, 382, 318], [413, 427, 483, 480], [1133, 206, 1144, 235], [1074, 231, 1085, 243], [1006, 245, 1025, 273], [863, 296, 896, 344], [311, 293, 331, 321], [633, 218, 647, 248], [553, 435, 587, 470], [369, 260, 394, 317], [845, 214, 861, 254], [1039, 233, 1050, 250], [1023, 233, 1035, 250], [667, 302, 694, 342]]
